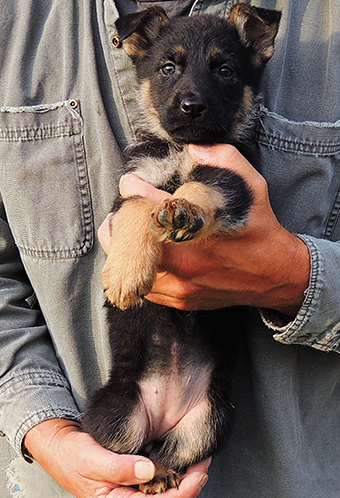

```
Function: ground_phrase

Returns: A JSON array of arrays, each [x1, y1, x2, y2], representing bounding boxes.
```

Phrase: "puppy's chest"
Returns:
[[126, 146, 195, 192]]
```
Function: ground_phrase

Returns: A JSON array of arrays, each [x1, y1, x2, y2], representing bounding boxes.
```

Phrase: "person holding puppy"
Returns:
[[0, 1, 339, 498]]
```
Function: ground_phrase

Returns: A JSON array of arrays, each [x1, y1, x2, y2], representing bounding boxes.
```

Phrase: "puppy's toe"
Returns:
[[151, 198, 204, 241], [139, 470, 180, 495]]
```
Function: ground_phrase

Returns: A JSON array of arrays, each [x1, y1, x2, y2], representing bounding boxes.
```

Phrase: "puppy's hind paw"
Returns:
[[139, 470, 181, 495]]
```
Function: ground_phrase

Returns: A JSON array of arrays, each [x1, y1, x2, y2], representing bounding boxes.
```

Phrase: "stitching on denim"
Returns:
[[257, 131, 340, 156], [0, 370, 71, 396], [0, 124, 74, 142], [324, 189, 340, 240]]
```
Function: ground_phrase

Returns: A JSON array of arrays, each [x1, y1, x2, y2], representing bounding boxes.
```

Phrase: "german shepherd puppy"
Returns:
[[83, 4, 280, 494]]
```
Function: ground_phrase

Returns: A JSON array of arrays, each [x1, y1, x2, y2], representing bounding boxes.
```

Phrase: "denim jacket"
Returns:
[[1, 1, 340, 497]]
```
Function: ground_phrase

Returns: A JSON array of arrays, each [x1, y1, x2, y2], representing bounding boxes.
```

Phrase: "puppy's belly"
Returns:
[[138, 362, 213, 444]]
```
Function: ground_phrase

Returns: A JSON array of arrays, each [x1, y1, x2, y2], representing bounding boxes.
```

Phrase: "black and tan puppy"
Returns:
[[83, 4, 280, 494]]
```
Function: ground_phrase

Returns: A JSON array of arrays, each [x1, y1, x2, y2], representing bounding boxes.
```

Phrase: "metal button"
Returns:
[[69, 98, 78, 109], [111, 34, 122, 48]]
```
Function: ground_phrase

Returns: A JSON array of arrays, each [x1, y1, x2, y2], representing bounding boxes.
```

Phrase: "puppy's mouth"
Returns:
[[166, 123, 228, 145]]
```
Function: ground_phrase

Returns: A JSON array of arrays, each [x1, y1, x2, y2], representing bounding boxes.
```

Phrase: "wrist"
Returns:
[[265, 230, 310, 317], [24, 418, 82, 462]]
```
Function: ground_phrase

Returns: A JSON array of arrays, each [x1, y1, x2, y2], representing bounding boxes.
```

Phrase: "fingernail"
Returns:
[[199, 474, 209, 489], [134, 460, 155, 481]]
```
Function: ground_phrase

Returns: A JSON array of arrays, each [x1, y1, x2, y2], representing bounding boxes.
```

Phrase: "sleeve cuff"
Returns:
[[260, 235, 340, 353], [0, 369, 81, 458]]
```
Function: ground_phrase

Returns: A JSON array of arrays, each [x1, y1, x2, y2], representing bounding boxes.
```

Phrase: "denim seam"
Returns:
[[0, 370, 71, 396], [0, 125, 74, 142], [324, 187, 340, 239], [257, 132, 340, 156]]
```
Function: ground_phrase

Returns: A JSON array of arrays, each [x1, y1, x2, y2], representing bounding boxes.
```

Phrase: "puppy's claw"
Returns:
[[139, 469, 181, 495]]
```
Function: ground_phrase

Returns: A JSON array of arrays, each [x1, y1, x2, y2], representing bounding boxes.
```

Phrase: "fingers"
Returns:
[[98, 213, 113, 254], [119, 174, 171, 202]]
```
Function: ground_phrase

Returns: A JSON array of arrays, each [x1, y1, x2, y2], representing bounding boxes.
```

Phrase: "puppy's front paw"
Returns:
[[151, 198, 204, 242], [139, 470, 180, 495], [102, 258, 154, 310]]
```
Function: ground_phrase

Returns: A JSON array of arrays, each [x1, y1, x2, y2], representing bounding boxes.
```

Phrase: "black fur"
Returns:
[[83, 5, 280, 493]]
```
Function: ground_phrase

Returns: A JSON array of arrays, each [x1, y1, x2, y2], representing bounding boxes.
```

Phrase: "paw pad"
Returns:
[[151, 198, 204, 242]]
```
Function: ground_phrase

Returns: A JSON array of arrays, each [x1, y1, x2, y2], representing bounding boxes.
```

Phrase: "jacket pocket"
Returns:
[[0, 100, 93, 259], [256, 107, 340, 241]]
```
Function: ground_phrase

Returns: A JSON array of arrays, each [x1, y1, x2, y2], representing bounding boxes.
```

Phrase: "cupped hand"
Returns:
[[24, 419, 210, 498]]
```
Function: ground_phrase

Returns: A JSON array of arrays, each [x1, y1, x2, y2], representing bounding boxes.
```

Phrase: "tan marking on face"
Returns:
[[139, 79, 173, 142], [209, 46, 224, 61], [174, 45, 186, 58], [232, 85, 257, 141]]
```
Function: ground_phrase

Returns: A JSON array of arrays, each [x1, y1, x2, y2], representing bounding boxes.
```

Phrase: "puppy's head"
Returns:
[[115, 5, 281, 145]]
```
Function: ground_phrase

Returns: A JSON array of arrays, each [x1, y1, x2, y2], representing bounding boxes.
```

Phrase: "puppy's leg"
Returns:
[[102, 196, 162, 309], [83, 378, 148, 455], [150, 181, 226, 242], [139, 396, 218, 494]]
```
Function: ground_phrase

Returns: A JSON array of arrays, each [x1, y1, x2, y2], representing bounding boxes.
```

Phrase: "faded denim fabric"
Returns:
[[0, 1, 340, 497]]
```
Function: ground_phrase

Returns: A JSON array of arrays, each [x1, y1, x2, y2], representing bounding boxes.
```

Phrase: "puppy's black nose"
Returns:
[[180, 97, 207, 118]]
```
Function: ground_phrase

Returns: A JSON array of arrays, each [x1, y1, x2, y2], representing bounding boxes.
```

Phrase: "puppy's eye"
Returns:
[[219, 65, 234, 78], [160, 62, 176, 76]]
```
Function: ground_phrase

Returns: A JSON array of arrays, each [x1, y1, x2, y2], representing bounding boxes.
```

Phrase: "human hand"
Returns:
[[24, 419, 210, 498], [99, 144, 310, 316]]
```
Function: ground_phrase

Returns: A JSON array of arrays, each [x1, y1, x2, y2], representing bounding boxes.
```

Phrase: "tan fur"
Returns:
[[209, 46, 224, 61], [173, 45, 186, 58], [102, 197, 162, 309], [139, 80, 174, 142], [102, 181, 227, 308], [232, 85, 258, 140], [122, 7, 169, 60], [140, 466, 180, 494]]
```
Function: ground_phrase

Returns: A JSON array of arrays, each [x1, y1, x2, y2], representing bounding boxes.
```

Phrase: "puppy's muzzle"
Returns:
[[180, 96, 207, 118]]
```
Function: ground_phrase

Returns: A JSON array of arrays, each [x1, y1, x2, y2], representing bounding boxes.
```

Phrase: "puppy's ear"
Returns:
[[115, 7, 169, 61], [229, 4, 281, 66]]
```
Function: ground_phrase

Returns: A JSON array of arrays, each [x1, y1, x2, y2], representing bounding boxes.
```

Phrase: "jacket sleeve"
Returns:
[[0, 202, 81, 458], [261, 235, 340, 353]]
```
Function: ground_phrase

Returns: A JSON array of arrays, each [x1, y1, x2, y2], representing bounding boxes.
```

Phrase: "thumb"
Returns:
[[84, 446, 155, 486], [119, 173, 171, 202]]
